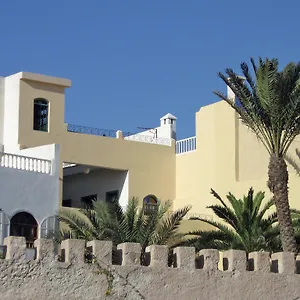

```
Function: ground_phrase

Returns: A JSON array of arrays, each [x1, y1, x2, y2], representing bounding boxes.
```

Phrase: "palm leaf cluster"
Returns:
[[56, 197, 191, 255], [185, 188, 300, 254], [214, 58, 300, 157]]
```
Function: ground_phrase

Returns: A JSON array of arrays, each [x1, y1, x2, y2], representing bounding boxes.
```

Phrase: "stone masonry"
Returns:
[[1, 236, 300, 300]]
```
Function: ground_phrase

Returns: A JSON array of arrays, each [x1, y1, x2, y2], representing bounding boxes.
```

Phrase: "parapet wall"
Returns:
[[1, 237, 300, 300]]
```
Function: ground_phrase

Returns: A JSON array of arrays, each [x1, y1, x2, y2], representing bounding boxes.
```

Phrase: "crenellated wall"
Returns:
[[1, 237, 300, 300]]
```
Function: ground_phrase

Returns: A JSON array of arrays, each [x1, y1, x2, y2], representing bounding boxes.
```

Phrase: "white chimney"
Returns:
[[159, 113, 177, 140]]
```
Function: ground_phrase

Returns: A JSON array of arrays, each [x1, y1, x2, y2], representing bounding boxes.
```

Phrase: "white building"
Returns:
[[0, 144, 60, 247], [0, 71, 177, 247]]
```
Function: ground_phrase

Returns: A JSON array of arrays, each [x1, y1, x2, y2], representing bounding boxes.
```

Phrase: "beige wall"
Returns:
[[16, 76, 176, 206], [175, 100, 300, 216]]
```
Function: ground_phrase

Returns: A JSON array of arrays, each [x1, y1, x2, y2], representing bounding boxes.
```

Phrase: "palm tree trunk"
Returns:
[[268, 154, 298, 253]]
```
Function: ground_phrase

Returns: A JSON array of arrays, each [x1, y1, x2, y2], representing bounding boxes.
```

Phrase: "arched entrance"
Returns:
[[10, 212, 38, 248]]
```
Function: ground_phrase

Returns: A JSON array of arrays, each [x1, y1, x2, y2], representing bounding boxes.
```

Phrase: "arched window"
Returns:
[[143, 194, 158, 214], [40, 216, 58, 239], [10, 212, 38, 248], [33, 98, 49, 132]]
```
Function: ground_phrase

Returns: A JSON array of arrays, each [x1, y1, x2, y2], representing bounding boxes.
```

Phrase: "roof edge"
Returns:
[[19, 72, 72, 87]]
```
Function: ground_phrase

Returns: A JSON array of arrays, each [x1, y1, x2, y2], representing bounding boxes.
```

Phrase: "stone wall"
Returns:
[[1, 237, 300, 300]]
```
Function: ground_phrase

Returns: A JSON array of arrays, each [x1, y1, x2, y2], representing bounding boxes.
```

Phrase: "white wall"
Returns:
[[19, 144, 57, 160], [0, 77, 5, 144], [128, 125, 174, 140], [3, 74, 21, 153], [0, 165, 60, 242], [63, 168, 128, 207], [124, 114, 176, 141], [0, 143, 60, 243], [119, 171, 129, 208]]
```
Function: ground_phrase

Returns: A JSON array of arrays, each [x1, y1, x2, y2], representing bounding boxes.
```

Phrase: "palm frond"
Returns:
[[151, 206, 191, 245], [189, 188, 285, 254], [58, 208, 97, 240]]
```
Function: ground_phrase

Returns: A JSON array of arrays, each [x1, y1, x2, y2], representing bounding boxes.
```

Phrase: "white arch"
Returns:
[[0, 210, 10, 245], [40, 215, 58, 238]]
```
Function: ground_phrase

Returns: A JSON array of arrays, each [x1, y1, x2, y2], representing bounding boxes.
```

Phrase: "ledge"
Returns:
[[20, 72, 72, 88]]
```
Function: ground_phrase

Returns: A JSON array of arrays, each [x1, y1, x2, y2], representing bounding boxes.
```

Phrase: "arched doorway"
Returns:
[[10, 212, 38, 248]]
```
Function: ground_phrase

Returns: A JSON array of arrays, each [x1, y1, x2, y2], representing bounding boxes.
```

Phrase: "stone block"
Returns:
[[173, 246, 195, 269], [223, 249, 246, 271], [86, 240, 112, 266], [198, 249, 219, 271], [145, 245, 168, 267], [4, 236, 26, 261], [248, 251, 270, 272], [117, 243, 141, 266], [34, 238, 55, 262], [61, 239, 85, 264], [271, 252, 295, 274]]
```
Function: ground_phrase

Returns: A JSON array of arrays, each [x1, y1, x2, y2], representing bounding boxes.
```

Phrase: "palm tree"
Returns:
[[185, 188, 281, 254], [214, 58, 300, 253], [185, 188, 300, 254], [57, 197, 191, 261]]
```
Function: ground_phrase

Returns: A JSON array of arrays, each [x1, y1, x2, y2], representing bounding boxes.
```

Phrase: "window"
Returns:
[[81, 194, 97, 209], [62, 199, 72, 207], [143, 194, 158, 214], [106, 190, 119, 203], [33, 98, 49, 132]]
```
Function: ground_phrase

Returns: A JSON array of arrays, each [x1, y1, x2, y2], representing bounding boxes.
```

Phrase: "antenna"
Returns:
[[137, 127, 157, 138]]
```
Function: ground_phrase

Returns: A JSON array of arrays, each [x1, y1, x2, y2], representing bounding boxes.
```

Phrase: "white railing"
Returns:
[[0, 152, 52, 174], [125, 135, 172, 146], [176, 136, 196, 154]]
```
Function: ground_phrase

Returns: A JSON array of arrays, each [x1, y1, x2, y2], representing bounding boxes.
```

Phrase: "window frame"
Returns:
[[33, 98, 49, 132], [106, 190, 119, 203], [81, 194, 97, 209], [143, 194, 158, 215]]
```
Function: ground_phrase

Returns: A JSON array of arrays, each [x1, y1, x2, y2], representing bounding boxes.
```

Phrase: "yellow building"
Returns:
[[1, 71, 300, 223]]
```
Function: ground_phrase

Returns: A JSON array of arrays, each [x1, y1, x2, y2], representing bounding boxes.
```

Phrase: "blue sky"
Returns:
[[0, 1, 299, 139]]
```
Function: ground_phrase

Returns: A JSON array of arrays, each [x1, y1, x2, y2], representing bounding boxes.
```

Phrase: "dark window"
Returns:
[[33, 98, 49, 132], [10, 212, 38, 248], [143, 194, 158, 215], [62, 199, 72, 207], [106, 190, 119, 203], [81, 194, 97, 209]]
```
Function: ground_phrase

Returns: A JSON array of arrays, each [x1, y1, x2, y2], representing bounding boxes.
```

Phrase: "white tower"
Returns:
[[159, 113, 177, 140], [227, 76, 246, 103]]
